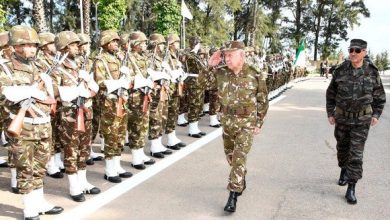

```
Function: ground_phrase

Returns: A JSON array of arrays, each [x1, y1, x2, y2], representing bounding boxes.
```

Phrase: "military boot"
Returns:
[[338, 168, 347, 186], [224, 191, 239, 212], [345, 183, 357, 204]]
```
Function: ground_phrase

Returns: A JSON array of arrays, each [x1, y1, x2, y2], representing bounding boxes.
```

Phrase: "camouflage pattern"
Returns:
[[326, 60, 386, 183], [52, 58, 94, 174], [127, 51, 150, 149], [129, 31, 147, 47], [215, 64, 269, 193], [9, 25, 40, 46], [55, 31, 80, 50], [201, 55, 219, 115], [78, 33, 91, 45], [99, 30, 120, 47], [38, 32, 55, 48], [0, 31, 9, 47], [1, 53, 52, 194], [165, 50, 181, 133], [183, 50, 207, 123], [94, 50, 127, 158]]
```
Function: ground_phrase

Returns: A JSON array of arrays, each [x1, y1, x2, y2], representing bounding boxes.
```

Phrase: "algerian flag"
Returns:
[[181, 0, 193, 20], [294, 38, 306, 67]]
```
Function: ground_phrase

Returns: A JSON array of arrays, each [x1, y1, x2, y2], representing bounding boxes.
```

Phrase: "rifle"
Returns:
[[116, 40, 132, 118], [7, 99, 38, 137], [129, 56, 153, 113], [74, 95, 89, 133]]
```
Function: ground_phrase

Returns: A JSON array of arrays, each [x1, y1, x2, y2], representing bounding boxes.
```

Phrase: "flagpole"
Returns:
[[182, 16, 185, 49], [80, 0, 84, 34]]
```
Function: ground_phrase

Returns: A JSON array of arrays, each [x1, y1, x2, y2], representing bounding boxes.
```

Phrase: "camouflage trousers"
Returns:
[[166, 92, 180, 134], [100, 98, 127, 159], [91, 96, 101, 142], [8, 123, 51, 194], [149, 89, 161, 140], [128, 92, 149, 149], [50, 112, 62, 154], [187, 81, 205, 123], [59, 107, 92, 174], [208, 89, 219, 115], [222, 120, 254, 193], [179, 85, 189, 115], [335, 122, 370, 183]]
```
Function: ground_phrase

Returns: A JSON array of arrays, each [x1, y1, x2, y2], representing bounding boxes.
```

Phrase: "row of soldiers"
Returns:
[[0, 25, 298, 220]]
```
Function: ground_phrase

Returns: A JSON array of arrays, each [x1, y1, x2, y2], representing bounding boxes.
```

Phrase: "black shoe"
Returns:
[[124, 142, 130, 147], [92, 156, 103, 161], [338, 168, 347, 186], [119, 171, 133, 178], [84, 187, 101, 195], [210, 124, 221, 128], [199, 131, 206, 136], [131, 163, 146, 170], [70, 193, 85, 202], [47, 172, 64, 179], [177, 123, 188, 127], [224, 191, 239, 212], [167, 144, 181, 150], [39, 206, 64, 215], [177, 142, 186, 148], [144, 159, 155, 165], [12, 187, 19, 194], [104, 174, 122, 183], [203, 111, 209, 115], [188, 133, 202, 138], [150, 152, 165, 158], [24, 216, 40, 220], [0, 162, 9, 168], [86, 158, 95, 165], [162, 150, 172, 155], [345, 183, 357, 204], [60, 168, 65, 173], [199, 112, 205, 117]]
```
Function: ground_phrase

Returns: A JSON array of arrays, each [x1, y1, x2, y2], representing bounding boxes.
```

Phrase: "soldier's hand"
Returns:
[[253, 127, 261, 135], [208, 50, 222, 67], [328, 116, 335, 125], [371, 117, 379, 126]]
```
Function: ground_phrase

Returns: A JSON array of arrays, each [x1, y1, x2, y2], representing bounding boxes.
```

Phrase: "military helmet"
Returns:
[[9, 25, 40, 46], [166, 33, 180, 44], [209, 47, 218, 56], [129, 31, 147, 46], [120, 33, 130, 45], [38, 32, 55, 47], [189, 36, 201, 48], [99, 30, 120, 46], [0, 31, 9, 47], [149, 33, 166, 46], [198, 46, 208, 55], [55, 31, 80, 50], [77, 33, 91, 45]]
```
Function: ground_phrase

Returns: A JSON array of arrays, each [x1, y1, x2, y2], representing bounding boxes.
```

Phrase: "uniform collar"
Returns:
[[11, 53, 35, 73]]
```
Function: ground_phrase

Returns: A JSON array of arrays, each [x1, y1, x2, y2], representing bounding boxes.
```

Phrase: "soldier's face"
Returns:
[[67, 42, 79, 58], [107, 40, 119, 52], [349, 47, 366, 65], [45, 43, 57, 55], [14, 43, 37, 60], [224, 50, 245, 70], [80, 43, 90, 56]]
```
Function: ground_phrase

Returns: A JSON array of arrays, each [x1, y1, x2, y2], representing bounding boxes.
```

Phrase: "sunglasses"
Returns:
[[348, 48, 365, 54]]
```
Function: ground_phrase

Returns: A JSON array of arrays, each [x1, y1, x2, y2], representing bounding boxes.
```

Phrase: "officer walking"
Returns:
[[208, 41, 269, 212], [326, 39, 386, 204]]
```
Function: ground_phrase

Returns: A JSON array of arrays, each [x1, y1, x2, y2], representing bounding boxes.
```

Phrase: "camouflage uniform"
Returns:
[[216, 61, 268, 193], [1, 25, 63, 218], [326, 60, 386, 183], [166, 49, 182, 133]]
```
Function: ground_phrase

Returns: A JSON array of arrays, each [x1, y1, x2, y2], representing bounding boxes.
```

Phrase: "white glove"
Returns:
[[161, 61, 171, 72], [58, 86, 79, 102], [120, 66, 131, 76], [79, 70, 91, 82]]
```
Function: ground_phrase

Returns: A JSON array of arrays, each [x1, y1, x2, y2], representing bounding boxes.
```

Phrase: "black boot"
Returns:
[[345, 183, 357, 204], [338, 168, 347, 186], [224, 191, 238, 212]]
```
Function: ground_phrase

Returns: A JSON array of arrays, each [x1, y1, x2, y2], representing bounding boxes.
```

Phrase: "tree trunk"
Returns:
[[313, 2, 325, 61], [33, 0, 47, 32], [294, 0, 302, 47], [250, 0, 258, 46], [49, 0, 54, 32], [83, 0, 91, 36]]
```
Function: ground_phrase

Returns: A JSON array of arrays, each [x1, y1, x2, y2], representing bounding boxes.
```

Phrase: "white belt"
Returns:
[[187, 73, 198, 78], [10, 113, 51, 125]]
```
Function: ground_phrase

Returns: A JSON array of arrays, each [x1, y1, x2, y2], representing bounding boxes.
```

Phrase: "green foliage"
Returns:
[[374, 51, 389, 73], [152, 0, 181, 35], [98, 0, 127, 30], [0, 4, 6, 31]]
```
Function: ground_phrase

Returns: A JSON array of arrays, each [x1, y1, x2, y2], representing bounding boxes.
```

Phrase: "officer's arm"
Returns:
[[371, 71, 386, 119], [326, 71, 337, 117], [256, 75, 269, 128]]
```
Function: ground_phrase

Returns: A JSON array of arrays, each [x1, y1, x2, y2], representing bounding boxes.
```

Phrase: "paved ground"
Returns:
[[1, 74, 389, 220]]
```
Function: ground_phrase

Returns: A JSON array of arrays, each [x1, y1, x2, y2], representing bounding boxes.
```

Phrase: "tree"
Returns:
[[32, 0, 47, 32], [83, 0, 91, 35], [0, 5, 6, 31], [152, 0, 181, 35], [374, 51, 389, 74], [98, 0, 127, 30]]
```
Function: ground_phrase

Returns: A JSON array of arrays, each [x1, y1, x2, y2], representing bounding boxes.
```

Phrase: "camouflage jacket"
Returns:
[[215, 64, 269, 128], [183, 50, 207, 86], [0, 54, 52, 139], [35, 53, 54, 72], [94, 51, 121, 93], [326, 60, 386, 121]]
